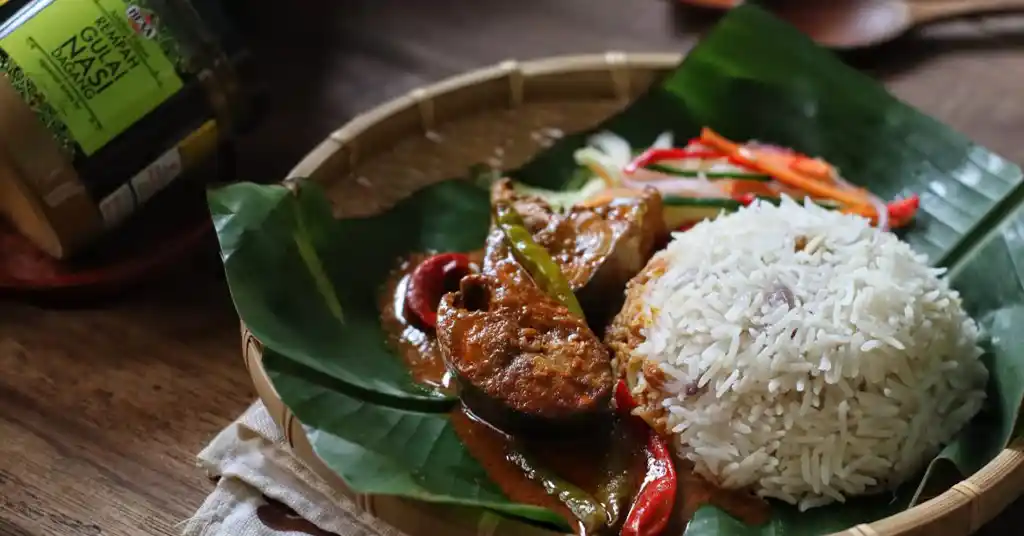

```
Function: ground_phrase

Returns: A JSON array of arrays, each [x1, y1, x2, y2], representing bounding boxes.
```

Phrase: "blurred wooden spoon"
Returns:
[[678, 0, 1024, 49], [775, 0, 1024, 49], [677, 0, 741, 7]]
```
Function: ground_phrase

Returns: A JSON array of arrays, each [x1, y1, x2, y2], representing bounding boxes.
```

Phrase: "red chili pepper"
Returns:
[[623, 434, 678, 536], [615, 379, 638, 413], [676, 221, 698, 233], [614, 380, 678, 536], [615, 380, 649, 438], [887, 194, 920, 228], [405, 253, 472, 329], [732, 193, 757, 207], [626, 146, 764, 176]]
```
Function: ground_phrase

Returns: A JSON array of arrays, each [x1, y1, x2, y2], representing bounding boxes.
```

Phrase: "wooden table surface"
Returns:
[[2, 1, 1024, 535]]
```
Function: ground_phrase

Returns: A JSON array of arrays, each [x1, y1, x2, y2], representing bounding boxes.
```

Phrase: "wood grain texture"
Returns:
[[1, 1, 1023, 535]]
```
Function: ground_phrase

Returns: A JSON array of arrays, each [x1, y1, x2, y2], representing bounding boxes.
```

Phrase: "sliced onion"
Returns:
[[652, 131, 675, 149], [587, 132, 633, 167], [656, 158, 748, 175], [869, 194, 889, 232], [575, 148, 624, 187], [830, 174, 863, 192], [621, 173, 728, 198], [745, 142, 795, 155], [768, 283, 796, 309], [830, 174, 889, 231]]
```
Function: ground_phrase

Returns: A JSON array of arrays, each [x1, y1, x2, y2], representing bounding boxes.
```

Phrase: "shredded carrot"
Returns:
[[790, 157, 835, 181], [581, 192, 616, 208], [580, 187, 643, 208], [842, 203, 877, 221], [726, 179, 776, 198], [583, 163, 619, 188], [700, 128, 869, 208]]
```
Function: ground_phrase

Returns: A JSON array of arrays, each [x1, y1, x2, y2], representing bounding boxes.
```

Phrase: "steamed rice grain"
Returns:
[[608, 197, 987, 510]]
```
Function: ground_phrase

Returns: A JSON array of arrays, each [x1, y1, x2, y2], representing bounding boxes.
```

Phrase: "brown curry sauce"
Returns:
[[378, 253, 770, 535]]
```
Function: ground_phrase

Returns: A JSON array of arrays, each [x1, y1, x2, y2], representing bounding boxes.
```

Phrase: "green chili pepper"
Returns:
[[593, 424, 637, 528], [507, 448, 607, 534], [493, 203, 586, 318]]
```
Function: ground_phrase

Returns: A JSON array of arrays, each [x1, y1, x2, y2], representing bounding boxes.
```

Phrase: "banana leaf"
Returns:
[[210, 4, 1024, 535], [262, 350, 571, 530], [210, 180, 489, 409]]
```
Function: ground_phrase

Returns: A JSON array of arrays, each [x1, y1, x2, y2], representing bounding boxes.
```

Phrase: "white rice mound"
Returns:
[[630, 197, 988, 511]]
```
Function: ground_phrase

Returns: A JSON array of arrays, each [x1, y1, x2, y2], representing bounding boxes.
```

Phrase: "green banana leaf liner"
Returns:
[[209, 5, 1024, 535]]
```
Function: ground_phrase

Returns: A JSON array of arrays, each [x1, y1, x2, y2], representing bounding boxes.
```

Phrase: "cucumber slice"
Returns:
[[663, 196, 743, 209], [662, 197, 740, 229], [645, 163, 772, 181]]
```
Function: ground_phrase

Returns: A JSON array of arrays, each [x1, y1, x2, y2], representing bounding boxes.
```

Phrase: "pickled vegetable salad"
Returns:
[[573, 128, 920, 232]]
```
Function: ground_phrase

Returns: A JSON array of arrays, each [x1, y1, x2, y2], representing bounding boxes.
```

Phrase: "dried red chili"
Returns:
[[404, 253, 473, 329]]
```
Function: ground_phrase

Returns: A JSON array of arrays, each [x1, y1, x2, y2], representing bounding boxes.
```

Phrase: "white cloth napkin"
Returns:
[[183, 401, 406, 536]]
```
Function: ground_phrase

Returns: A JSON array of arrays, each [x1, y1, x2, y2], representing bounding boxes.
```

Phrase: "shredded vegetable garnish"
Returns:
[[570, 129, 920, 232], [699, 128, 867, 207]]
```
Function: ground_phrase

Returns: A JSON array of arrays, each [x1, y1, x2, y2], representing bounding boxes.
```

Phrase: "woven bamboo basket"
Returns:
[[240, 52, 1024, 536]]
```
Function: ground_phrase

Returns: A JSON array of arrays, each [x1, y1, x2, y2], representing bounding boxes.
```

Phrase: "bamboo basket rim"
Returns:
[[240, 52, 1024, 536]]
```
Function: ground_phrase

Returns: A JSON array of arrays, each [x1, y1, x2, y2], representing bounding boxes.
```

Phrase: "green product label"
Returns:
[[0, 0, 184, 155]]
